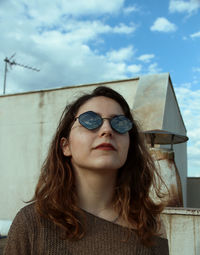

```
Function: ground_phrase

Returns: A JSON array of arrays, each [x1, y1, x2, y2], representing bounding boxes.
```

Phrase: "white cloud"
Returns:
[[123, 5, 138, 14], [106, 46, 134, 62], [150, 17, 177, 32], [193, 67, 200, 72], [138, 54, 155, 63], [19, 0, 125, 21], [0, 1, 140, 94], [169, 0, 200, 15], [112, 23, 137, 34], [190, 31, 200, 38], [2, 43, 131, 94], [175, 85, 200, 176], [0, 1, 126, 43], [127, 64, 142, 74], [31, 20, 135, 46]]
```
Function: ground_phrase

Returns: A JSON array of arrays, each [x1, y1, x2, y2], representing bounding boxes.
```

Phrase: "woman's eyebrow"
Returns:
[[96, 112, 124, 118]]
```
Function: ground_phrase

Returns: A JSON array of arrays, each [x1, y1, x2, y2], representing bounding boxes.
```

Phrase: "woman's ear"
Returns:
[[60, 137, 71, 156]]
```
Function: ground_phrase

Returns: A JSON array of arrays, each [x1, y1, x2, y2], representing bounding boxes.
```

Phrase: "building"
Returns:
[[0, 72, 199, 254], [0, 73, 188, 221]]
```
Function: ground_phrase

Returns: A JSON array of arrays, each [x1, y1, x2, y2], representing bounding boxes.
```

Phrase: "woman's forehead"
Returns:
[[76, 96, 124, 116]]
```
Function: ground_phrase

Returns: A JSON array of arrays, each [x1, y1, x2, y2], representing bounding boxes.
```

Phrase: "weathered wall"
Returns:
[[132, 73, 168, 129], [162, 208, 200, 255], [162, 79, 187, 206]]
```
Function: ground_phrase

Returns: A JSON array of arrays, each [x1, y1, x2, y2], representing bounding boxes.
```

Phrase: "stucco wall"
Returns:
[[132, 73, 168, 129], [162, 208, 200, 255]]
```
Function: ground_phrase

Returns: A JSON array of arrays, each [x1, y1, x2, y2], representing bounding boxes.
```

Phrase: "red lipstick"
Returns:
[[95, 143, 116, 151]]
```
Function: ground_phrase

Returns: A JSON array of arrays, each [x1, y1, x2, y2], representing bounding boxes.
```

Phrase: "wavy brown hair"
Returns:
[[32, 86, 165, 246]]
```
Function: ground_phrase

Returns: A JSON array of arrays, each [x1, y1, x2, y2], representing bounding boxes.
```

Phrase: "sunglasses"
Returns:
[[75, 111, 133, 134]]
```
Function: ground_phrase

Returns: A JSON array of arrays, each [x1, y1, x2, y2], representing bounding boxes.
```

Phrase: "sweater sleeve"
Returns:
[[3, 208, 32, 255]]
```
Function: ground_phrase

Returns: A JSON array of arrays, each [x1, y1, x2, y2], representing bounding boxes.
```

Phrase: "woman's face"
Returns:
[[62, 96, 130, 173]]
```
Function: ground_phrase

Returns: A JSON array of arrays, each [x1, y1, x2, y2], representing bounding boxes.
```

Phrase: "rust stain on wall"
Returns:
[[39, 92, 44, 108], [149, 148, 183, 207]]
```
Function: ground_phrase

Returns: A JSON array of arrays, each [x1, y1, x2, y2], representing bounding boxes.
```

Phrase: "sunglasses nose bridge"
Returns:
[[100, 117, 113, 131]]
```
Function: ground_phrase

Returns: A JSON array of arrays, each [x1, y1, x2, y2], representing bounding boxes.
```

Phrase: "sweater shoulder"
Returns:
[[16, 203, 38, 220], [12, 203, 39, 231], [3, 204, 39, 254]]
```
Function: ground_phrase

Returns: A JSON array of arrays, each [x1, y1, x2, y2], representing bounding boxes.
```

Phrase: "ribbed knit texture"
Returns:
[[4, 204, 169, 255]]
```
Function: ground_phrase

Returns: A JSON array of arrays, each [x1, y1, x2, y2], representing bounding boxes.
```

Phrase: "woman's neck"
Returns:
[[74, 167, 118, 219]]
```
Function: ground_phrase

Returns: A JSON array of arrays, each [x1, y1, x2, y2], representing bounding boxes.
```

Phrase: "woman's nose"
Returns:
[[99, 119, 113, 136]]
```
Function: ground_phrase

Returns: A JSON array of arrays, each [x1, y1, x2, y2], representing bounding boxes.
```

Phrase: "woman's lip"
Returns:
[[95, 143, 116, 150]]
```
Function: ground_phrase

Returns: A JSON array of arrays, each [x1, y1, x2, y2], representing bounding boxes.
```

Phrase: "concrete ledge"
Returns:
[[163, 207, 200, 216]]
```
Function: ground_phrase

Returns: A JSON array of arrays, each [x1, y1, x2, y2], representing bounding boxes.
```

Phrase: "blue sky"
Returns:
[[0, 0, 200, 176]]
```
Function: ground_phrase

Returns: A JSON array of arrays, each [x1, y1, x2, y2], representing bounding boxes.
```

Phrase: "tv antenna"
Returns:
[[3, 53, 40, 94]]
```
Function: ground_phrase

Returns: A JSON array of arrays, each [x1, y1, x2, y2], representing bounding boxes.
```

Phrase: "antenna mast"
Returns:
[[3, 54, 40, 94]]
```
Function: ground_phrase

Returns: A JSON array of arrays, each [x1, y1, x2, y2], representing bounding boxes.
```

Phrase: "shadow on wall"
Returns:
[[187, 177, 200, 208]]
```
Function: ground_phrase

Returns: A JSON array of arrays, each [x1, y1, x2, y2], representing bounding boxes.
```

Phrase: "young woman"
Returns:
[[4, 86, 169, 254]]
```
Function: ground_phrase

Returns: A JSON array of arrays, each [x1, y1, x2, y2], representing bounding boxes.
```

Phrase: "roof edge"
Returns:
[[0, 77, 139, 98], [167, 74, 187, 132]]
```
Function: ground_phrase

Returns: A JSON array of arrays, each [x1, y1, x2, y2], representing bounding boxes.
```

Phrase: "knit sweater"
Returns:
[[4, 204, 169, 255]]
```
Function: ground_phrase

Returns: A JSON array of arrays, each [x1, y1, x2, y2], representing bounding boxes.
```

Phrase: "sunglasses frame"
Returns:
[[75, 111, 133, 134]]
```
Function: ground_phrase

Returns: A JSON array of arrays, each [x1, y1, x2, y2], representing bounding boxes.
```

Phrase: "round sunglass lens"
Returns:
[[79, 111, 102, 130], [111, 116, 132, 134]]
